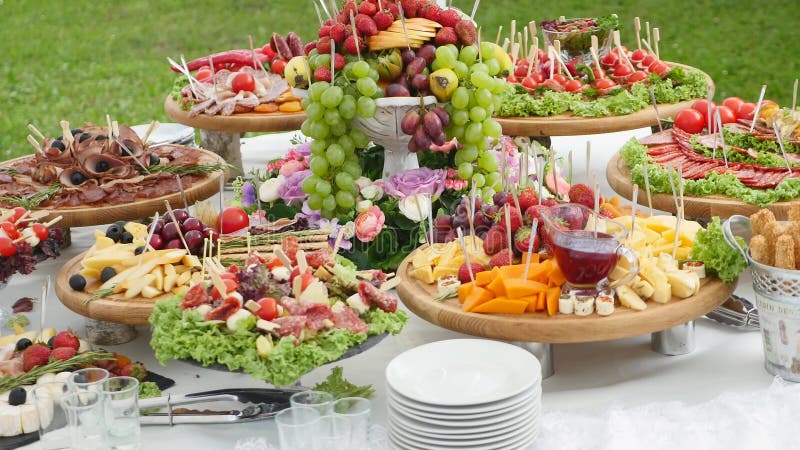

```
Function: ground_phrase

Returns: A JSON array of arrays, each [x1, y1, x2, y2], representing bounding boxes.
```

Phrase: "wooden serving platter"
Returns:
[[395, 248, 736, 343], [495, 63, 712, 137], [0, 149, 226, 228], [165, 96, 306, 133], [606, 152, 800, 220], [55, 252, 170, 325]]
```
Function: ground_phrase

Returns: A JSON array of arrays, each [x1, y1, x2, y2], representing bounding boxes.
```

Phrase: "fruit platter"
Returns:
[[164, 32, 308, 133], [608, 95, 800, 219], [494, 15, 713, 137], [0, 121, 227, 228]]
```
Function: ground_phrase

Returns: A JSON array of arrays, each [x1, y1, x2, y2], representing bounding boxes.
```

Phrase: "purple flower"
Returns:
[[241, 182, 256, 208], [318, 217, 353, 251], [294, 141, 311, 157], [384, 168, 446, 199], [278, 169, 311, 205]]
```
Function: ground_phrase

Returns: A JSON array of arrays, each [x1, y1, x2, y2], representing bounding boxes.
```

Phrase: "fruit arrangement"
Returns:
[[149, 238, 407, 386], [171, 32, 306, 116], [0, 207, 64, 284]]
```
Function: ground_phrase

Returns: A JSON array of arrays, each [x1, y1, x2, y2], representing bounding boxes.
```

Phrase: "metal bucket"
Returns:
[[724, 215, 800, 381]]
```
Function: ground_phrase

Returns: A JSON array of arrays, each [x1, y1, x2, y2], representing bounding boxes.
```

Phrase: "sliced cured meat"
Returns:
[[332, 305, 369, 334], [205, 297, 241, 321], [279, 296, 304, 315], [273, 316, 306, 340], [181, 284, 212, 310], [638, 130, 675, 145], [304, 303, 334, 332], [0, 357, 24, 377], [357, 281, 398, 313]]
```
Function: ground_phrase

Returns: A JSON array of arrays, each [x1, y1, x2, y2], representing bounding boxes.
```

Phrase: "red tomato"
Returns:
[[722, 97, 744, 113], [716, 105, 737, 124], [10, 207, 27, 223], [641, 54, 656, 68], [266, 257, 284, 270], [692, 99, 716, 122], [217, 207, 249, 234], [231, 72, 256, 93], [594, 78, 616, 90], [196, 68, 213, 82], [737, 102, 757, 120], [0, 237, 16, 257], [627, 71, 648, 83], [219, 272, 238, 281], [564, 79, 583, 92], [592, 68, 605, 79], [552, 73, 567, 85], [0, 221, 18, 239], [506, 74, 518, 84], [630, 49, 648, 61], [212, 278, 240, 299], [31, 223, 49, 240], [521, 76, 538, 90], [271, 59, 287, 74], [648, 61, 670, 77], [674, 108, 706, 134], [613, 63, 632, 77], [530, 72, 545, 84], [600, 52, 619, 66], [254, 297, 278, 321], [261, 44, 277, 60]]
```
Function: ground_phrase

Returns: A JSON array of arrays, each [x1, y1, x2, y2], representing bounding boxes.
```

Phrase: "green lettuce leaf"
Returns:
[[690, 217, 747, 283], [313, 366, 374, 400], [365, 308, 408, 335]]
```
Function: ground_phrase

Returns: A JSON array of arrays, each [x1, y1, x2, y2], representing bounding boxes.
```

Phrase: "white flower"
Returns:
[[343, 221, 356, 239], [398, 194, 432, 222], [360, 184, 383, 201], [355, 176, 372, 190], [259, 175, 285, 202], [356, 199, 373, 213]]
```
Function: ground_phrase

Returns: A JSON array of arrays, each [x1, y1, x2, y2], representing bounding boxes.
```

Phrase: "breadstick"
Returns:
[[749, 234, 772, 266], [750, 209, 776, 236], [788, 204, 800, 223], [763, 221, 785, 256], [775, 234, 796, 270], [784, 222, 800, 268]]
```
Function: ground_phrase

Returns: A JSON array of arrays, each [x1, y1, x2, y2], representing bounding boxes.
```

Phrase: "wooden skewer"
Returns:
[[349, 11, 361, 61], [613, 30, 634, 70], [548, 47, 555, 79], [672, 206, 683, 260], [456, 228, 474, 283], [40, 275, 50, 331], [646, 21, 652, 49], [296, 249, 308, 274], [312, 2, 324, 26], [585, 141, 591, 186], [593, 175, 600, 237], [332, 228, 345, 255], [648, 87, 664, 133], [163, 200, 191, 252], [652, 27, 660, 60], [526, 44, 536, 78], [511, 189, 522, 219], [14, 210, 30, 225], [397, 2, 412, 51], [505, 206, 513, 262], [27, 135, 40, 152], [511, 43, 520, 65], [634, 17, 642, 51], [317, 0, 331, 20], [517, 32, 523, 58], [523, 218, 538, 280], [272, 244, 293, 268], [27, 124, 46, 142], [200, 238, 208, 280], [502, 37, 510, 53], [631, 185, 639, 235], [510, 20, 517, 64], [495, 26, 503, 46], [551, 41, 574, 80], [793, 78, 798, 112], [427, 195, 435, 247], [60, 120, 74, 148], [528, 21, 537, 41], [470, 0, 481, 20], [568, 150, 573, 184], [750, 84, 768, 132], [43, 216, 63, 228], [142, 120, 160, 146], [773, 121, 793, 175], [643, 163, 653, 216], [715, 110, 728, 168], [523, 28, 529, 59]]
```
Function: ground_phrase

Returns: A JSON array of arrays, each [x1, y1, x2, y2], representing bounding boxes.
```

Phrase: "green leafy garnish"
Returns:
[[85, 285, 116, 304], [313, 366, 374, 400], [0, 183, 62, 209], [7, 315, 29, 330], [691, 217, 747, 283], [0, 351, 115, 393]]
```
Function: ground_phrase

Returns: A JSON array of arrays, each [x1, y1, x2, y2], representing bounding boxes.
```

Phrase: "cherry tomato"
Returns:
[[10, 207, 27, 223], [521, 76, 538, 90], [716, 105, 737, 124], [0, 221, 19, 239], [564, 79, 583, 92], [594, 78, 616, 90], [254, 297, 278, 321], [196, 68, 213, 82], [648, 61, 670, 77], [613, 63, 632, 77], [31, 223, 49, 241], [0, 237, 17, 257], [227, 264, 239, 274], [271, 59, 287, 75], [506, 74, 518, 84], [630, 49, 648, 61], [641, 54, 656, 68], [600, 52, 619, 67], [530, 72, 545, 84], [231, 72, 256, 93], [212, 278, 239, 299], [692, 99, 716, 122], [266, 257, 284, 270], [722, 97, 745, 113], [674, 108, 706, 134], [592, 68, 605, 79], [627, 71, 648, 83], [737, 102, 757, 120], [552, 73, 567, 85], [217, 207, 249, 234], [261, 44, 277, 60]]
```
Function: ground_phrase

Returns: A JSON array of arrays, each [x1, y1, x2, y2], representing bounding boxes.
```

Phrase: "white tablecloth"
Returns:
[[16, 129, 771, 449]]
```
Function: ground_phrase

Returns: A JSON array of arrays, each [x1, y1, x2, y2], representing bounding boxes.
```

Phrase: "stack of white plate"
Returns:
[[385, 339, 541, 450]]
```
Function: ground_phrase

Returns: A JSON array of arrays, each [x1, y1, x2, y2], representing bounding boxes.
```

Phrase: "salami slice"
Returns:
[[304, 303, 334, 332], [357, 281, 398, 313], [279, 296, 304, 315], [180, 284, 211, 310], [273, 316, 306, 340], [638, 130, 675, 146], [332, 305, 369, 334]]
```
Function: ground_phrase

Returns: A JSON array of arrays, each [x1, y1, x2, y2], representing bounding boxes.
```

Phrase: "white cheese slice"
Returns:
[[19, 404, 39, 433], [0, 404, 22, 437]]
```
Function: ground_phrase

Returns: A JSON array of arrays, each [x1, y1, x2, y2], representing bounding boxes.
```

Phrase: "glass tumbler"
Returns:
[[102, 376, 141, 450], [61, 390, 108, 450], [290, 390, 334, 415], [275, 406, 320, 450], [67, 368, 110, 394], [332, 397, 371, 450]]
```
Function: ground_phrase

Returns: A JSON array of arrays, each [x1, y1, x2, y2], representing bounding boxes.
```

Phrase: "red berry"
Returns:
[[458, 262, 485, 284], [22, 344, 51, 372], [374, 10, 394, 30], [437, 8, 461, 27], [316, 37, 332, 55], [329, 23, 346, 43], [358, 0, 378, 16], [51, 347, 77, 361], [52, 330, 80, 350], [488, 251, 513, 268]]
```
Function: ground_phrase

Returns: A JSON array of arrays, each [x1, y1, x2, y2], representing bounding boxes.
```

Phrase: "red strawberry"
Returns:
[[51, 347, 77, 361], [437, 8, 461, 28], [343, 34, 364, 55], [318, 25, 332, 38], [316, 37, 332, 55], [329, 23, 346, 43], [482, 226, 507, 255], [118, 362, 147, 381], [314, 66, 332, 83], [355, 14, 378, 36], [420, 3, 442, 21], [22, 344, 51, 372], [434, 27, 458, 46], [374, 10, 394, 30], [400, 0, 418, 17], [517, 187, 539, 212], [341, 0, 357, 21], [542, 198, 559, 207], [524, 204, 548, 224], [488, 250, 513, 268], [52, 330, 80, 350], [495, 204, 522, 233], [514, 226, 540, 254], [568, 183, 596, 209], [386, 2, 399, 17], [458, 262, 484, 284], [304, 41, 317, 55], [332, 53, 346, 70], [454, 19, 477, 45], [358, 0, 378, 16]]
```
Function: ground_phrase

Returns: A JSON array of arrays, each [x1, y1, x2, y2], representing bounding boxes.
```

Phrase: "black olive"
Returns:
[[134, 246, 145, 255], [70, 171, 87, 185], [105, 229, 121, 243], [15, 338, 32, 352], [70, 128, 82, 136], [68, 274, 86, 291], [51, 140, 66, 152], [149, 154, 160, 166], [95, 134, 107, 141], [100, 266, 116, 282], [79, 133, 92, 143], [114, 220, 127, 229], [95, 160, 110, 172], [8, 387, 26, 406], [55, 135, 63, 140], [47, 336, 54, 347], [120, 232, 133, 244]]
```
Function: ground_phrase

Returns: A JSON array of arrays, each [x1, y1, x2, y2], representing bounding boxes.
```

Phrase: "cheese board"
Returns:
[[395, 247, 736, 344], [164, 96, 306, 133]]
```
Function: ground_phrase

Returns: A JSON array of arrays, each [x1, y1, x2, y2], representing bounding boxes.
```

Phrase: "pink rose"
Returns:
[[279, 160, 305, 176], [354, 206, 385, 242]]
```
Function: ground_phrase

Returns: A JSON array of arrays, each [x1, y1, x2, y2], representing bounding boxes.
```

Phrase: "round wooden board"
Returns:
[[165, 96, 306, 133], [55, 252, 169, 325], [0, 149, 226, 228], [395, 249, 736, 344], [606, 152, 800, 220], [495, 63, 712, 137]]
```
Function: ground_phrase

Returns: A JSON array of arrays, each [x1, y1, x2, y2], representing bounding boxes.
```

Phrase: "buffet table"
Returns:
[[17, 130, 772, 449]]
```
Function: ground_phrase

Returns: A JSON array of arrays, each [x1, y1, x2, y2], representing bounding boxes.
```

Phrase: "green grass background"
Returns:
[[1, 0, 798, 159]]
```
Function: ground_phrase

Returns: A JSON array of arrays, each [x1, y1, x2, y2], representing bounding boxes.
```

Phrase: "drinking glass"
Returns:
[[61, 391, 108, 450], [313, 415, 349, 450], [102, 376, 141, 450], [290, 390, 334, 416], [332, 397, 371, 450], [275, 406, 320, 450], [67, 368, 110, 393], [33, 382, 70, 449]]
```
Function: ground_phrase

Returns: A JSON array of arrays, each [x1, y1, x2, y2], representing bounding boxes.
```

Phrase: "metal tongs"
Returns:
[[139, 387, 305, 425]]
